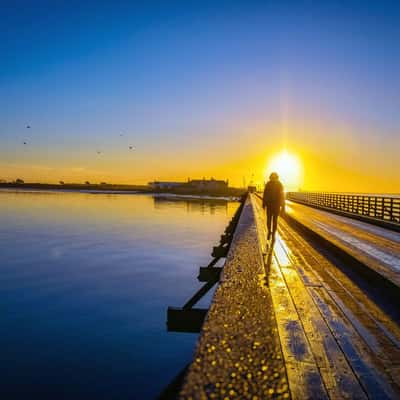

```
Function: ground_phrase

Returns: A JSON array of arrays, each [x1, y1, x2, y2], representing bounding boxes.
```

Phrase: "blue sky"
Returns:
[[1, 1, 399, 190]]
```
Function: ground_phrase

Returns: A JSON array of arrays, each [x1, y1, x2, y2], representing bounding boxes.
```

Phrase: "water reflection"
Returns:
[[153, 195, 230, 215], [0, 190, 239, 399]]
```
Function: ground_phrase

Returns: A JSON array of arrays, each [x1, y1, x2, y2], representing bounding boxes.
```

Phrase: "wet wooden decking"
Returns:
[[179, 194, 400, 399], [285, 200, 400, 288], [254, 195, 400, 399]]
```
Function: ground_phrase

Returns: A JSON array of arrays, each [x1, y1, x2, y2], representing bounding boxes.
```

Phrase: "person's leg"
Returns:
[[272, 212, 278, 237], [266, 206, 272, 239]]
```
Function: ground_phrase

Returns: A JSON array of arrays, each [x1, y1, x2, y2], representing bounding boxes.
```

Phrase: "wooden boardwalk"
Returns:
[[285, 200, 400, 288], [254, 195, 400, 399], [179, 194, 400, 399]]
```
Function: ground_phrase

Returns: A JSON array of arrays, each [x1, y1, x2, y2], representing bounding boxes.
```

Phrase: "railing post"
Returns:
[[368, 196, 371, 217], [356, 196, 359, 215], [390, 198, 394, 221]]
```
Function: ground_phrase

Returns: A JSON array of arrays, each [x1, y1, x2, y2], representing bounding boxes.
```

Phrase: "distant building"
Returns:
[[187, 178, 229, 190], [148, 181, 185, 190], [148, 178, 229, 191]]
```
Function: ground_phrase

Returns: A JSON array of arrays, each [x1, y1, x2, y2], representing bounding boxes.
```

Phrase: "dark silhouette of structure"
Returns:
[[262, 172, 285, 240], [149, 178, 229, 190]]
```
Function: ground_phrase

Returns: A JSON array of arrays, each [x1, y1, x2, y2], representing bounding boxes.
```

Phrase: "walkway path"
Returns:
[[254, 195, 400, 399], [285, 200, 400, 288], [179, 195, 400, 399]]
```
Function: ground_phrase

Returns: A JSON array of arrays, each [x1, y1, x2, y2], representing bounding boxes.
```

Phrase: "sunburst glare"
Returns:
[[265, 150, 303, 191]]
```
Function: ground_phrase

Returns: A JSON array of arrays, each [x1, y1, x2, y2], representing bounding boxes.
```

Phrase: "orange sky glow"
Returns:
[[2, 118, 398, 193]]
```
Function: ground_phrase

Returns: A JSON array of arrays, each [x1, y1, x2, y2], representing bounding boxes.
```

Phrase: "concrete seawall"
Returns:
[[179, 195, 290, 399]]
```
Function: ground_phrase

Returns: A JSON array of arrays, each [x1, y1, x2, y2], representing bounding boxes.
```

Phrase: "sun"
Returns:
[[265, 150, 303, 191]]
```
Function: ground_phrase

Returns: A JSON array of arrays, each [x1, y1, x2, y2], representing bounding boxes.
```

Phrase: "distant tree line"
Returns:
[[0, 178, 25, 184]]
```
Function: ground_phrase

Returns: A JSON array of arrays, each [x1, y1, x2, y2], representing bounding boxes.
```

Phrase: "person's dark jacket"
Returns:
[[262, 180, 285, 212]]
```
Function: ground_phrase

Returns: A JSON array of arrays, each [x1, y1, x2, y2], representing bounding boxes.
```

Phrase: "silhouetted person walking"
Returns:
[[263, 172, 285, 240]]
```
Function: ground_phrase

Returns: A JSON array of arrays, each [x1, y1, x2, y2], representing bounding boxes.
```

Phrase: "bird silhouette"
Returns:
[[23, 141, 27, 145], [26, 125, 31, 129], [97, 151, 102, 155], [129, 146, 135, 150]]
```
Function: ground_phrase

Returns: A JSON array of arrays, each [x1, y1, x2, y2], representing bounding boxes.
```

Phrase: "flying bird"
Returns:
[[129, 146, 135, 150], [97, 151, 102, 155], [23, 141, 27, 145], [26, 125, 31, 129]]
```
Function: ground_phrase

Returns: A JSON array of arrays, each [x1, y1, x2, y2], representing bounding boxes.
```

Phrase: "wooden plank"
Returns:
[[278, 221, 400, 397], [167, 307, 208, 333], [329, 291, 400, 366], [279, 219, 400, 353], [285, 361, 327, 400], [197, 266, 222, 282], [269, 257, 328, 398], [310, 287, 400, 399], [278, 258, 367, 398], [390, 365, 400, 388], [270, 259, 315, 364], [274, 209, 400, 398], [277, 229, 324, 287]]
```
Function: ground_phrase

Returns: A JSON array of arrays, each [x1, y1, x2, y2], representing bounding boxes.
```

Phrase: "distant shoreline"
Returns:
[[0, 183, 246, 199], [0, 182, 150, 192], [2, 183, 397, 198]]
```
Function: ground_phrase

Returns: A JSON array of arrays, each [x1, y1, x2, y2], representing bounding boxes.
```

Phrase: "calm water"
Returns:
[[0, 190, 239, 399]]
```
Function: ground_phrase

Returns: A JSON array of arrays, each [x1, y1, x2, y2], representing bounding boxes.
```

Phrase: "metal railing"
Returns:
[[287, 192, 400, 226]]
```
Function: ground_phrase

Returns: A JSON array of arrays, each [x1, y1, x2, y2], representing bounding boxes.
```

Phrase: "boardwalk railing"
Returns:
[[287, 192, 400, 226]]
